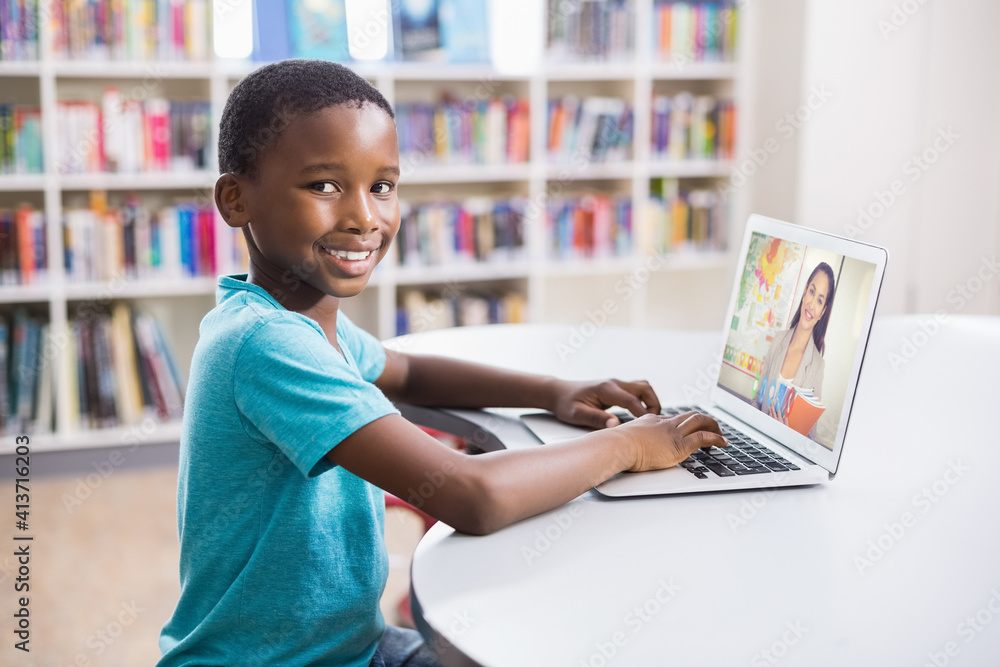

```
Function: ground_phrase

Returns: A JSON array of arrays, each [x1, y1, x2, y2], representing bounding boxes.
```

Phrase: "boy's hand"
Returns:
[[551, 378, 661, 429], [618, 411, 727, 472]]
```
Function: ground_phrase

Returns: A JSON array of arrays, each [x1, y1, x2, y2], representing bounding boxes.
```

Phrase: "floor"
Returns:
[[0, 456, 426, 666]]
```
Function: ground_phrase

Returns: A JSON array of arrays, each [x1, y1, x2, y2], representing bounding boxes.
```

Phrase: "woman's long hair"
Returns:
[[788, 262, 836, 355]]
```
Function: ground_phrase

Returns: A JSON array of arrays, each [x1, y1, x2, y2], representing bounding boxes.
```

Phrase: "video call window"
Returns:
[[717, 233, 877, 450]]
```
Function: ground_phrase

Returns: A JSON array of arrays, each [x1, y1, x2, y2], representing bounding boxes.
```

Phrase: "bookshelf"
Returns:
[[0, 0, 749, 453]]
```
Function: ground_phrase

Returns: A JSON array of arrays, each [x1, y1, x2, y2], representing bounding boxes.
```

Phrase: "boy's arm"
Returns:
[[327, 410, 724, 536], [376, 350, 661, 428]]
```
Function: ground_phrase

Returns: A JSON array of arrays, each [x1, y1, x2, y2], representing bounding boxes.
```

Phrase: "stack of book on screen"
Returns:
[[63, 195, 218, 282], [0, 0, 39, 60], [548, 194, 632, 260], [651, 92, 735, 160], [396, 288, 526, 335], [56, 94, 210, 174], [0, 310, 52, 435], [548, 96, 633, 164], [49, 0, 209, 60], [653, 0, 739, 63], [646, 177, 725, 251], [396, 197, 525, 267], [396, 96, 529, 165], [1, 105, 44, 174], [0, 205, 47, 285], [66, 302, 184, 430], [546, 0, 634, 61]]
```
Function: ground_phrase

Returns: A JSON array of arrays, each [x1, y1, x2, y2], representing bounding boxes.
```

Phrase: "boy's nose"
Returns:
[[340, 191, 377, 233]]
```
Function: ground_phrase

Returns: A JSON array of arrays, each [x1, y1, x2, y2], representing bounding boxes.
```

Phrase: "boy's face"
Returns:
[[241, 103, 400, 301]]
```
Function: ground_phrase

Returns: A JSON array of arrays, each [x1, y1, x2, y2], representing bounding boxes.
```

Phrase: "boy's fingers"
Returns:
[[600, 382, 648, 418], [676, 412, 723, 436], [617, 380, 661, 414], [682, 431, 728, 452], [570, 404, 619, 429]]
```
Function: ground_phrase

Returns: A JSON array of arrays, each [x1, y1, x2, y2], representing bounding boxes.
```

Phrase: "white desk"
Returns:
[[394, 316, 1000, 667]]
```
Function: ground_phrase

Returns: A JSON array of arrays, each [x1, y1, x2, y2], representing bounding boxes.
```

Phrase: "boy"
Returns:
[[158, 59, 726, 666]]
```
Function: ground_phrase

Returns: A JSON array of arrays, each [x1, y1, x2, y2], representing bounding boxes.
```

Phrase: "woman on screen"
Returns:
[[757, 262, 836, 428]]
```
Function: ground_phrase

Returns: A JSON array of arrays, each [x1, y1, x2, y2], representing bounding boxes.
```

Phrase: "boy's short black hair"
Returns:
[[218, 59, 395, 177]]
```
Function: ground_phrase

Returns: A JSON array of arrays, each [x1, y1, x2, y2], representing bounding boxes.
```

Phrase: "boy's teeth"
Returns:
[[326, 248, 371, 260]]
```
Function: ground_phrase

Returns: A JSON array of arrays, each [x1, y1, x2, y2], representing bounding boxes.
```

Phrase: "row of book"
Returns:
[[0, 105, 43, 174], [396, 198, 525, 267], [0, 205, 46, 285], [651, 93, 736, 161], [548, 96, 633, 163], [63, 195, 223, 282], [68, 302, 185, 430], [396, 97, 530, 165], [253, 0, 492, 64], [396, 288, 526, 335], [0, 0, 39, 60], [50, 0, 210, 61], [653, 1, 739, 63], [548, 194, 632, 260], [56, 95, 211, 174], [646, 177, 726, 251], [547, 0, 634, 62], [0, 310, 51, 434]]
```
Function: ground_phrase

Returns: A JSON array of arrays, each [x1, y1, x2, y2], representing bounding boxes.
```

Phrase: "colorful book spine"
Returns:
[[0, 310, 50, 435], [654, 1, 738, 63], [396, 197, 526, 267], [56, 95, 210, 174], [0, 204, 47, 285], [548, 96, 633, 163], [0, 0, 39, 60], [49, 0, 209, 61], [651, 92, 735, 160], [396, 288, 526, 335], [547, 0, 634, 62], [0, 105, 43, 174], [396, 96, 530, 165], [647, 177, 727, 252], [547, 193, 632, 260], [64, 304, 184, 430], [62, 197, 219, 281]]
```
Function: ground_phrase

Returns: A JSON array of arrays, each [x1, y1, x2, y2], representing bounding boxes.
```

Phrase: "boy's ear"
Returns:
[[215, 173, 251, 228]]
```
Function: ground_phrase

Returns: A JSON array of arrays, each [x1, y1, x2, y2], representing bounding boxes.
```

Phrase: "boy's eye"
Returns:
[[371, 181, 394, 195], [311, 182, 336, 193]]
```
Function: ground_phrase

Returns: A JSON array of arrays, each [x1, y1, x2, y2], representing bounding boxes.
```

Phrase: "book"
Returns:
[[548, 96, 633, 164], [393, 0, 442, 59], [654, 1, 738, 64], [546, 0, 634, 62], [396, 197, 526, 267], [647, 178, 727, 252], [396, 288, 525, 335], [757, 374, 826, 437], [548, 193, 632, 260], [287, 0, 350, 61], [651, 92, 735, 161], [439, 0, 489, 63]]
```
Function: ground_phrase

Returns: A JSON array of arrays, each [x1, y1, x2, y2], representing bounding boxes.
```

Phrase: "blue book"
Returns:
[[439, 0, 489, 63], [287, 0, 350, 61], [178, 207, 193, 276], [252, 0, 292, 61], [394, 0, 441, 59]]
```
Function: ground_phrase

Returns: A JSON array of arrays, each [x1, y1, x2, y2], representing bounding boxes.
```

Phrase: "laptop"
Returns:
[[521, 214, 888, 497]]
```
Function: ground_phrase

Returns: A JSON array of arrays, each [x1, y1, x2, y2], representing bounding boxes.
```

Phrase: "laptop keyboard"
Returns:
[[614, 406, 800, 479]]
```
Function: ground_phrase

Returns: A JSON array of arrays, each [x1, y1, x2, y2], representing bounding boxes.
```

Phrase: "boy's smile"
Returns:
[[225, 103, 400, 312]]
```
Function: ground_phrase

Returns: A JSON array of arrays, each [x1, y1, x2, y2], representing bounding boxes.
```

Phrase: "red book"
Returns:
[[15, 205, 35, 284]]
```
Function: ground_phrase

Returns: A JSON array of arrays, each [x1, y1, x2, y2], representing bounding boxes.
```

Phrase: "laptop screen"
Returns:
[[712, 217, 886, 473]]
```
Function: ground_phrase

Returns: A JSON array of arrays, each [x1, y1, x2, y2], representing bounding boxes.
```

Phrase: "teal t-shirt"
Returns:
[[158, 275, 399, 667]]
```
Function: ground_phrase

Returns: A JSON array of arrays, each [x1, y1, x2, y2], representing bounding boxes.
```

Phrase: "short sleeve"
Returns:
[[336, 312, 387, 383], [234, 317, 399, 478]]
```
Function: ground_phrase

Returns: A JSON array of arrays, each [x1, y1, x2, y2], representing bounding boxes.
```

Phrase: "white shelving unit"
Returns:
[[0, 0, 749, 453]]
